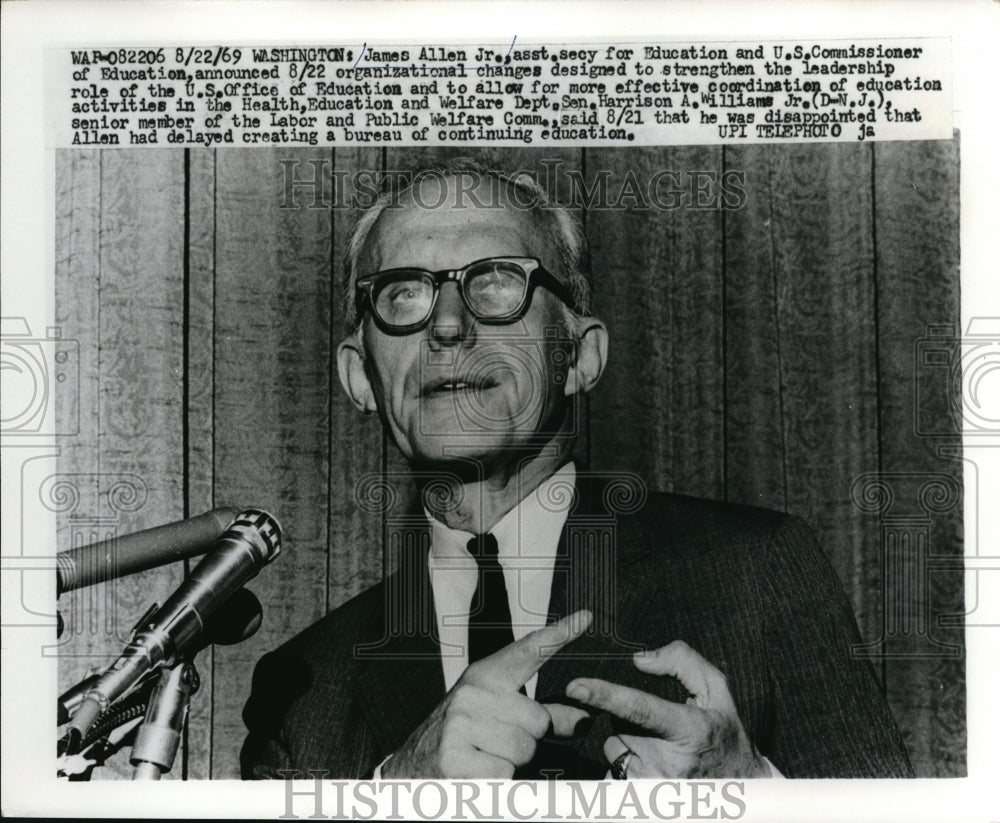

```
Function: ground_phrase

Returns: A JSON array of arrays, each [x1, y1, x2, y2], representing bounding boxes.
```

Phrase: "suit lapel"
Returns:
[[354, 517, 446, 760], [532, 473, 663, 775]]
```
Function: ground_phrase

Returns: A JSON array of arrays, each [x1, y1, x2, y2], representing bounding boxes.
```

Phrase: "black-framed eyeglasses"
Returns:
[[355, 257, 575, 334]]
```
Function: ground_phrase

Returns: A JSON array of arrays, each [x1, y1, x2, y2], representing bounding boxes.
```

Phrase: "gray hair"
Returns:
[[343, 157, 593, 332]]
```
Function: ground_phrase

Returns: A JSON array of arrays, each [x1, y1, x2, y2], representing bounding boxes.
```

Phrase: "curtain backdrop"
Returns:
[[55, 140, 963, 778]]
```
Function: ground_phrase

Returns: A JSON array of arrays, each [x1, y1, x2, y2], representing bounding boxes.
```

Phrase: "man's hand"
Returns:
[[565, 640, 770, 779], [382, 610, 593, 778]]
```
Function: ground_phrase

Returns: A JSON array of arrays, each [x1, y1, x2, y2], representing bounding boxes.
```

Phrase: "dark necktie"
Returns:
[[466, 533, 592, 778], [466, 533, 516, 664]]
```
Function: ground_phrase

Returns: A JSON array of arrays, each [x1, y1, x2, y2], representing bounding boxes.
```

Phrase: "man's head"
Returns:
[[337, 160, 608, 472]]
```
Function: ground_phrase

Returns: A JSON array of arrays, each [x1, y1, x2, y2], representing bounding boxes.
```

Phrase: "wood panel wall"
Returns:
[[55, 141, 963, 778]]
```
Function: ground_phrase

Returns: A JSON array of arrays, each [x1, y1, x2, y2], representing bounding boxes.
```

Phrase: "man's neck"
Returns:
[[417, 438, 574, 534]]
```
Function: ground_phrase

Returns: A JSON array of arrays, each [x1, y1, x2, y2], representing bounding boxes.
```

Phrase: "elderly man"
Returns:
[[241, 160, 912, 780]]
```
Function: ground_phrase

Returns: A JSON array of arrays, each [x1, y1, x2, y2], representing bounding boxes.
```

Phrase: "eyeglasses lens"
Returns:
[[374, 274, 434, 327], [372, 261, 530, 327], [464, 261, 527, 317]]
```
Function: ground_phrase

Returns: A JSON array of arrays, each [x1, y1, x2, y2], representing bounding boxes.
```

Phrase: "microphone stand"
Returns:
[[130, 659, 200, 779], [58, 586, 265, 780], [57, 658, 199, 780]]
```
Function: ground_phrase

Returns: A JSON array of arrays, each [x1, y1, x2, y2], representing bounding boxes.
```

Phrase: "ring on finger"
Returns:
[[610, 749, 634, 780]]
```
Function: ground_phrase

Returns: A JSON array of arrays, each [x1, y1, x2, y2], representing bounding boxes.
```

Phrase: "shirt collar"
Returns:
[[426, 462, 577, 563]]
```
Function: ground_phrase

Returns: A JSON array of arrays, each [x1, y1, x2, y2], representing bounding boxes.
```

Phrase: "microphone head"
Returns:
[[223, 508, 282, 564], [200, 587, 264, 647]]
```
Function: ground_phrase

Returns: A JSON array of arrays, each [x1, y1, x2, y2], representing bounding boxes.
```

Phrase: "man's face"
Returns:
[[346, 177, 578, 468]]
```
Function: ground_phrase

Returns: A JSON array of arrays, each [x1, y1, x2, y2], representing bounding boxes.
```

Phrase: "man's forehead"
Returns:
[[361, 176, 553, 271]]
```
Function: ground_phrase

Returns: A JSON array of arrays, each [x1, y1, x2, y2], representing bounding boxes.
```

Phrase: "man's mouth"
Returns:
[[422, 375, 499, 396]]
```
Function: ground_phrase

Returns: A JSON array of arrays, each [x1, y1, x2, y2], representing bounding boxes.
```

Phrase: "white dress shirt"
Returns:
[[426, 462, 576, 699]]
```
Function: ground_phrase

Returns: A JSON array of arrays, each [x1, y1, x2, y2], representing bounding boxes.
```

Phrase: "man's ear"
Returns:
[[337, 335, 377, 413], [564, 319, 608, 396]]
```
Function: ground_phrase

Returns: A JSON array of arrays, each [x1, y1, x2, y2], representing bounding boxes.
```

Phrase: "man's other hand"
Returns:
[[382, 610, 593, 778], [565, 640, 771, 779]]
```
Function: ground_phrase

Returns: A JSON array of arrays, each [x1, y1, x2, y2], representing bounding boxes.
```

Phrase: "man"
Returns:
[[241, 159, 912, 780]]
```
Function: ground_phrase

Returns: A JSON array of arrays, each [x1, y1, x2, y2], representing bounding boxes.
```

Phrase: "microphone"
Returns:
[[130, 661, 199, 780], [65, 509, 281, 743], [57, 587, 264, 727], [57, 507, 241, 594]]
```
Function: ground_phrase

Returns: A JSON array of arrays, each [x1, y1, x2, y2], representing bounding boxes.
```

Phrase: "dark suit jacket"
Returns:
[[241, 476, 913, 779]]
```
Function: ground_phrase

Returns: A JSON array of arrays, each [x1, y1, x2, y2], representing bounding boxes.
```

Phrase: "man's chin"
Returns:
[[396, 394, 571, 474], [406, 437, 513, 471]]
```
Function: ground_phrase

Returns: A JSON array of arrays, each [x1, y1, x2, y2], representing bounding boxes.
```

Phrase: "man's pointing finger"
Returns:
[[565, 677, 703, 740], [468, 610, 592, 692]]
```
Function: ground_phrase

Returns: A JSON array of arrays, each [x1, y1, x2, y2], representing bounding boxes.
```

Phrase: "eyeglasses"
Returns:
[[355, 257, 575, 334]]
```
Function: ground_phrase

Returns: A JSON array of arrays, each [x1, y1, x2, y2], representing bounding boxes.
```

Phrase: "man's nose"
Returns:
[[428, 283, 474, 347]]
